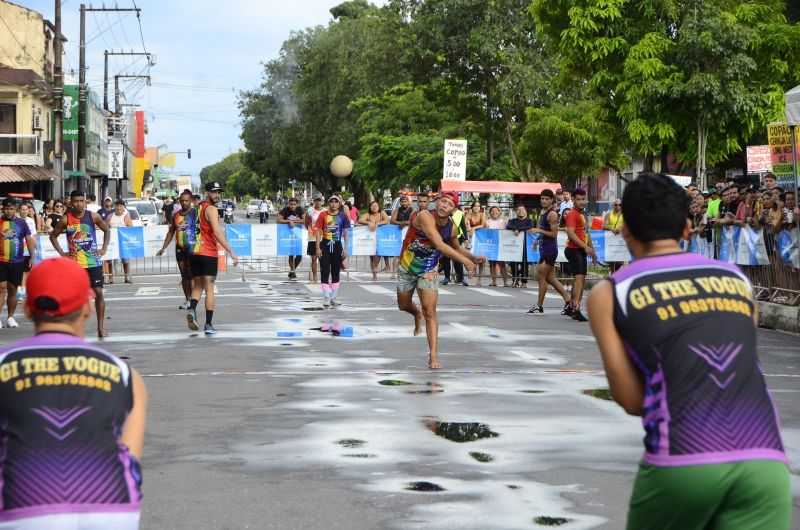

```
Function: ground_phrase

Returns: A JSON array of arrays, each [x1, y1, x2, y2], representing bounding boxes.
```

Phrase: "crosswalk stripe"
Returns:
[[468, 287, 513, 297], [359, 285, 395, 295]]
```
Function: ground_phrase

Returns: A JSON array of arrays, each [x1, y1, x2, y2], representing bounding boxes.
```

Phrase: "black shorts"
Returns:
[[539, 254, 557, 267], [189, 254, 218, 278], [564, 247, 588, 276], [307, 241, 318, 256], [176, 248, 190, 262], [0, 261, 25, 287], [86, 265, 104, 289], [23, 256, 32, 272]]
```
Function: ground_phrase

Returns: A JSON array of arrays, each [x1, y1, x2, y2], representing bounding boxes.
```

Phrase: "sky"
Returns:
[[16, 0, 354, 177]]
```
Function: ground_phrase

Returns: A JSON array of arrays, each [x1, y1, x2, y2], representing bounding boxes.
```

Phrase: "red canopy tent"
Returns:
[[440, 180, 561, 196]]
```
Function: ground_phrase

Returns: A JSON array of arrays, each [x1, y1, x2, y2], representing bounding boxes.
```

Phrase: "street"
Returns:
[[3, 263, 796, 529]]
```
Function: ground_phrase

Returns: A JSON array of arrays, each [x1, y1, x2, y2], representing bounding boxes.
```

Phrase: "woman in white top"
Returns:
[[107, 200, 133, 284], [485, 206, 509, 287]]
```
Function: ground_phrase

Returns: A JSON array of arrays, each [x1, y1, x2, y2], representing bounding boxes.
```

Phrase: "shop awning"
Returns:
[[0, 166, 57, 183], [440, 180, 562, 195], [67, 170, 90, 179]]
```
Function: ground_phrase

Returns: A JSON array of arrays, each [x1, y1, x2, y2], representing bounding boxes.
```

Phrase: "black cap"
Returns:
[[205, 182, 224, 192], [114, 199, 126, 206]]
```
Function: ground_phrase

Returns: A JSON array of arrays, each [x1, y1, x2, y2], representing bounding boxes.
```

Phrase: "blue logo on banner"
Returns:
[[525, 233, 541, 263], [590, 230, 605, 262], [118, 226, 145, 259], [226, 224, 253, 256], [376, 225, 403, 257], [277, 224, 304, 256], [473, 229, 500, 261], [719, 226, 740, 262]]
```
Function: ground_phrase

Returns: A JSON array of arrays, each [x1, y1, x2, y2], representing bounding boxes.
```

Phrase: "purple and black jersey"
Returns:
[[609, 252, 785, 467], [0, 333, 140, 523]]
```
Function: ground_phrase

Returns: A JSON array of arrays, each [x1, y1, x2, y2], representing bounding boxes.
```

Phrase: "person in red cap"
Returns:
[[396, 191, 486, 368], [0, 257, 147, 529]]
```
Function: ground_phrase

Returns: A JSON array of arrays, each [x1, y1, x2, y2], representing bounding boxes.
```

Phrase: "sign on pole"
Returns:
[[746, 145, 772, 173], [443, 139, 467, 181], [766, 122, 800, 190], [108, 139, 124, 179]]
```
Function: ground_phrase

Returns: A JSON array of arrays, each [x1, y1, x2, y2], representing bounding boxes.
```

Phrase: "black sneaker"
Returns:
[[571, 310, 588, 322], [288, 271, 296, 280], [560, 302, 573, 316], [527, 306, 543, 314]]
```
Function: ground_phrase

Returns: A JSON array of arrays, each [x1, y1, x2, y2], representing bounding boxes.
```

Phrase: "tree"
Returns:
[[531, 0, 800, 188]]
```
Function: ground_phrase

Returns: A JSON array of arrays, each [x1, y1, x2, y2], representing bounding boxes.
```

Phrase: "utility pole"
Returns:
[[114, 75, 151, 116], [78, 4, 140, 193], [104, 51, 153, 112], [53, 0, 64, 198]]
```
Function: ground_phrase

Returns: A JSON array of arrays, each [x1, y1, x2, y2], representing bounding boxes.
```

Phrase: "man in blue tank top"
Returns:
[[527, 189, 570, 314], [587, 173, 790, 529]]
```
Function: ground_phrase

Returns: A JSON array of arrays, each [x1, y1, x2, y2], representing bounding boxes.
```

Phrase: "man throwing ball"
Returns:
[[396, 191, 486, 369]]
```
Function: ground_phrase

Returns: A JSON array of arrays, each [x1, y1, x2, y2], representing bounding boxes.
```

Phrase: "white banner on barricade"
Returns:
[[778, 228, 800, 268], [251, 224, 278, 256], [36, 234, 67, 262], [719, 226, 738, 264], [604, 232, 630, 262], [497, 230, 525, 262], [96, 229, 119, 261], [735, 226, 770, 266], [350, 225, 378, 256], [142, 226, 169, 257]]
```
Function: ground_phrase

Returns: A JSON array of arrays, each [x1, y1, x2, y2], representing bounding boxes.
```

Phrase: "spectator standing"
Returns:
[[44, 200, 65, 234], [360, 201, 390, 281], [485, 206, 509, 287], [439, 204, 469, 286], [558, 190, 573, 217], [98, 197, 115, 222], [40, 199, 54, 229], [390, 195, 414, 279], [17, 202, 39, 301], [506, 205, 535, 288], [603, 199, 625, 272], [107, 200, 133, 284], [346, 200, 359, 224], [465, 201, 487, 285], [259, 196, 271, 224], [85, 193, 100, 213], [161, 197, 174, 225], [277, 198, 306, 280], [0, 257, 147, 529], [763, 172, 778, 190]]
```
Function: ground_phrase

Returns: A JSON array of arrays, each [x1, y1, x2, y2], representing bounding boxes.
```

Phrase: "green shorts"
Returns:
[[396, 266, 438, 292], [627, 459, 791, 530]]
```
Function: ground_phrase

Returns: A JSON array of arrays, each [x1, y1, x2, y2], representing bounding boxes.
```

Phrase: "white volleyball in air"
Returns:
[[330, 155, 353, 178]]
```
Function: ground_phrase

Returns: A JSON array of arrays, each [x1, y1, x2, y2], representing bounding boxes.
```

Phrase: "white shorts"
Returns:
[[0, 512, 140, 530]]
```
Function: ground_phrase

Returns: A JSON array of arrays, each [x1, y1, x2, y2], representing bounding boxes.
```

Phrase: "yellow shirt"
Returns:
[[606, 210, 624, 230]]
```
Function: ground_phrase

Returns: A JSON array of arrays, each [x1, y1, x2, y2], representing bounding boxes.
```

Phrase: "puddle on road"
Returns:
[[337, 439, 366, 449], [406, 481, 446, 492], [425, 420, 499, 443], [302, 307, 324, 312], [583, 389, 613, 401], [469, 452, 494, 463], [533, 516, 573, 526], [520, 390, 545, 394], [310, 326, 355, 337], [343, 453, 376, 459]]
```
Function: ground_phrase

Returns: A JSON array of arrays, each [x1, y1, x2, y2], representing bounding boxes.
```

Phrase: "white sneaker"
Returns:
[[323, 297, 330, 308], [6, 317, 19, 328], [331, 298, 341, 307], [178, 300, 191, 310]]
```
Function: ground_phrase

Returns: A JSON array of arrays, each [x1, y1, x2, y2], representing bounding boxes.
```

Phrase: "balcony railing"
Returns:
[[0, 134, 44, 166]]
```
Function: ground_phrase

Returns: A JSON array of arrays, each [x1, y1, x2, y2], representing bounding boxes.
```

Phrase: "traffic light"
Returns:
[[187, 149, 191, 159]]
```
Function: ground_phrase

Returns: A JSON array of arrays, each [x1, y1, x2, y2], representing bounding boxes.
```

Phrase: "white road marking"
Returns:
[[437, 289, 454, 295], [359, 285, 395, 295], [135, 287, 161, 296], [305, 283, 323, 293], [450, 322, 471, 332], [509, 349, 550, 364], [468, 287, 512, 297]]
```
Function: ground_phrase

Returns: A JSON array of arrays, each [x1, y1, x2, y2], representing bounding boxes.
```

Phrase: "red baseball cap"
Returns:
[[439, 191, 459, 207], [26, 258, 95, 316]]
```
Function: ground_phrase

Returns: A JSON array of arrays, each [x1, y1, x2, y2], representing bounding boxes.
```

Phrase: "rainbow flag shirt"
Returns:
[[65, 211, 101, 269], [399, 212, 453, 279], [314, 210, 350, 243], [0, 218, 31, 263], [172, 208, 197, 252]]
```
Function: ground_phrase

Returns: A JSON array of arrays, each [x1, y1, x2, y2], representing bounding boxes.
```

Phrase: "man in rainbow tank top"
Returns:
[[156, 189, 197, 309], [396, 191, 486, 369], [0, 199, 39, 329], [587, 173, 790, 529], [50, 190, 111, 338]]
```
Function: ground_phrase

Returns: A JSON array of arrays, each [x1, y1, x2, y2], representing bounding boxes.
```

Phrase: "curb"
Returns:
[[757, 301, 800, 334]]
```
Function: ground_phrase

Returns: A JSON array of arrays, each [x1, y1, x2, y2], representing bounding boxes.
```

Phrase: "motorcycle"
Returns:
[[224, 205, 235, 224]]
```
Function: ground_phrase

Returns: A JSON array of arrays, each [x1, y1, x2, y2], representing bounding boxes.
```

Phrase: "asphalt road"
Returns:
[[1, 238, 798, 528]]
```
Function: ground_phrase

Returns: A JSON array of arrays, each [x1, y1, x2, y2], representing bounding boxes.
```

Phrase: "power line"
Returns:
[[131, 0, 148, 54], [0, 12, 33, 62]]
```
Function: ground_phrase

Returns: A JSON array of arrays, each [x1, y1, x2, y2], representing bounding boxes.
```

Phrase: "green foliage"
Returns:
[[198, 152, 266, 199]]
